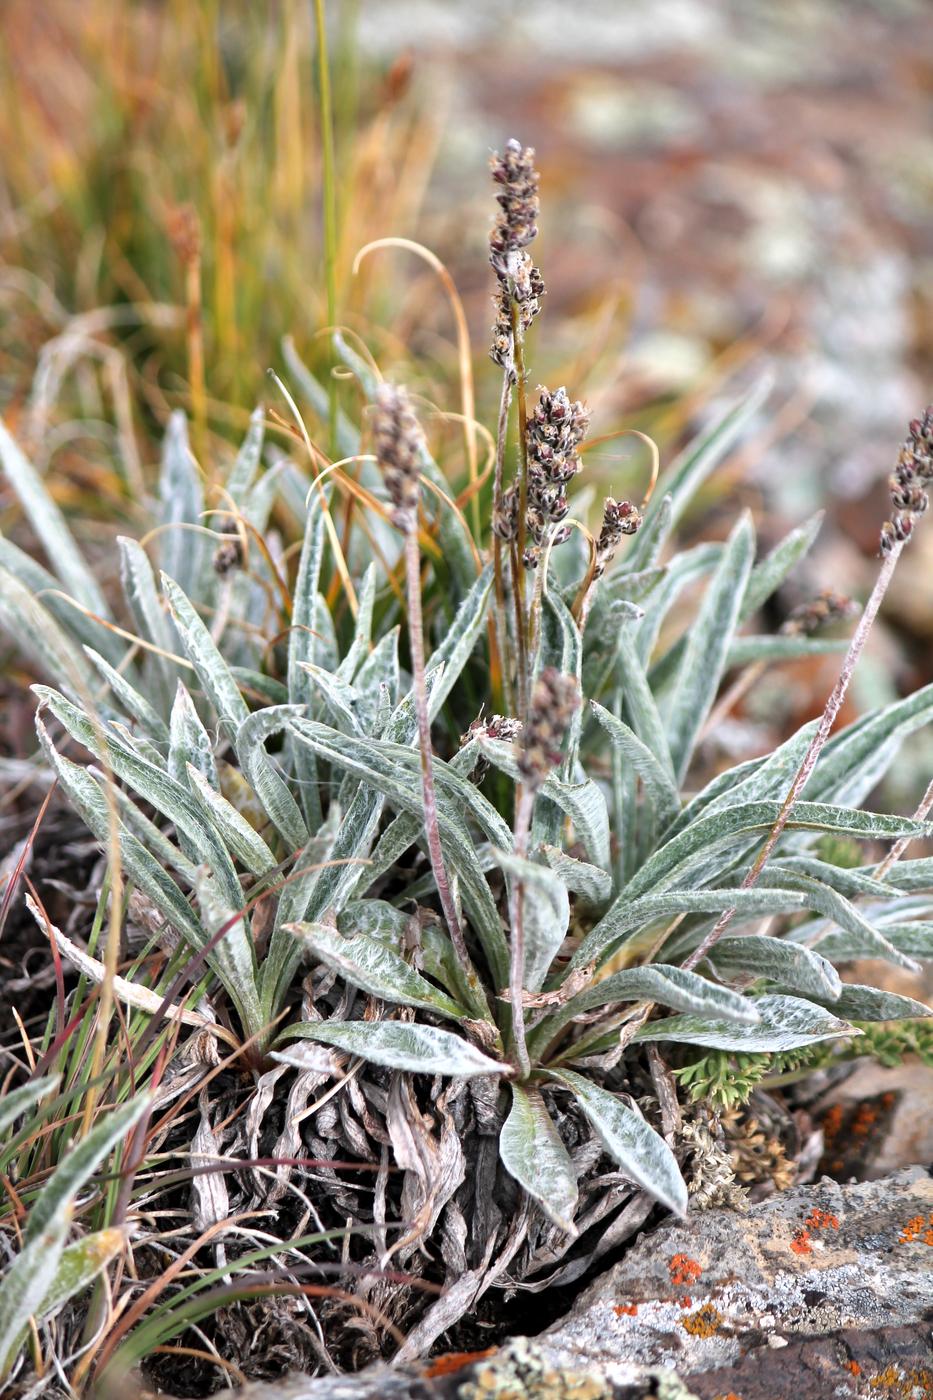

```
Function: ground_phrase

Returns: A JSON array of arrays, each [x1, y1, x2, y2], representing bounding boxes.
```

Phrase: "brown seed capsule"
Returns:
[[594, 497, 642, 578], [519, 668, 580, 788], [372, 383, 424, 531], [781, 589, 858, 637], [880, 406, 933, 554]]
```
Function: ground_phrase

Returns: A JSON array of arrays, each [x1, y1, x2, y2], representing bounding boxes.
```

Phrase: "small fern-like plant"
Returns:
[[2, 138, 932, 1365]]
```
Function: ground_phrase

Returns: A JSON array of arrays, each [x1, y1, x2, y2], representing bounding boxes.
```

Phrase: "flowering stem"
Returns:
[[684, 539, 905, 971], [492, 371, 514, 714], [874, 772, 933, 880], [403, 529, 471, 973], [508, 783, 534, 1078], [510, 298, 532, 718]]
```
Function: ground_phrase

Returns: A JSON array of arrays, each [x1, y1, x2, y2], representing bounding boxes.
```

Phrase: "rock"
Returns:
[[226, 1167, 933, 1400]]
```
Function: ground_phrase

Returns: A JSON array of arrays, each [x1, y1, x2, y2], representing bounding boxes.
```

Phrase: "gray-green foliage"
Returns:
[[2, 382, 932, 1258]]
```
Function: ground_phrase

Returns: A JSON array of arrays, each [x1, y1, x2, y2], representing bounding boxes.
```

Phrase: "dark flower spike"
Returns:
[[880, 405, 933, 556], [519, 667, 580, 789], [594, 497, 642, 579], [372, 383, 424, 532]]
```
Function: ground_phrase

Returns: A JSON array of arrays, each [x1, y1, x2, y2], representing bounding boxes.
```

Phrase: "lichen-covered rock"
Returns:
[[227, 1168, 933, 1400], [537, 1164, 933, 1396]]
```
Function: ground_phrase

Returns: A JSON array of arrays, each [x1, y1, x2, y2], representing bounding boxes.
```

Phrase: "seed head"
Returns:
[[520, 386, 590, 567], [519, 668, 580, 788], [781, 589, 857, 636], [594, 497, 642, 578], [212, 522, 244, 576], [880, 406, 933, 555], [489, 139, 540, 265], [372, 384, 424, 531], [488, 139, 545, 363]]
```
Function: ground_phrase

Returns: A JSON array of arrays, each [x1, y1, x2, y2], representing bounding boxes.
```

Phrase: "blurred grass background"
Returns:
[[1, 0, 932, 786]]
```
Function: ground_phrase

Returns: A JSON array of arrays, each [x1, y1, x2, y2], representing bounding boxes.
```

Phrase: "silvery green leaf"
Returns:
[[622, 800, 933, 905], [489, 850, 570, 993], [539, 592, 583, 773], [590, 700, 679, 831], [24, 1227, 124, 1329], [168, 682, 218, 789], [285, 921, 466, 1018], [290, 718, 509, 986], [740, 510, 824, 618], [758, 868, 920, 972], [499, 1085, 578, 1235], [853, 922, 933, 959], [636, 543, 723, 668], [540, 845, 613, 910], [572, 885, 811, 972], [0, 534, 123, 665], [478, 737, 610, 872], [230, 668, 288, 705], [336, 563, 377, 682], [624, 380, 768, 574], [225, 405, 265, 503], [665, 512, 755, 782], [0, 1076, 59, 1138], [83, 647, 168, 741], [0, 416, 110, 619], [118, 535, 176, 709], [549, 1069, 687, 1217], [186, 763, 277, 876], [338, 899, 411, 944], [161, 572, 247, 738], [312, 591, 339, 672], [707, 936, 842, 1000], [354, 625, 401, 716], [288, 500, 327, 825], [233, 705, 308, 849], [771, 857, 897, 901], [390, 565, 493, 735], [727, 635, 847, 667], [299, 662, 366, 735], [872, 858, 933, 892], [666, 718, 820, 841], [810, 681, 933, 809], [635, 993, 855, 1051], [0, 565, 95, 698], [35, 684, 243, 909], [193, 870, 264, 1039], [96, 771, 199, 886], [557, 964, 759, 1024], [24, 1093, 151, 1248], [159, 411, 204, 597], [614, 629, 675, 773], [0, 1207, 72, 1378], [802, 984, 932, 1022], [261, 787, 383, 1018], [36, 718, 209, 948], [283, 1020, 508, 1077]]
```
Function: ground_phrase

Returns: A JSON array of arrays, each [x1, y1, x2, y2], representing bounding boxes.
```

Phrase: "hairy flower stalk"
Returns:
[[488, 139, 545, 718], [373, 385, 471, 972], [685, 407, 933, 972], [510, 669, 580, 1076]]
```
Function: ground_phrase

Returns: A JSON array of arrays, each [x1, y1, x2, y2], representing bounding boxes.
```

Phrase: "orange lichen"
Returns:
[[678, 1296, 693, 1309], [613, 1303, 638, 1317], [681, 1302, 723, 1338], [806, 1208, 839, 1231], [712, 1394, 743, 1400], [822, 1103, 844, 1141], [845, 1360, 862, 1376], [790, 1227, 812, 1255], [898, 1211, 933, 1245], [867, 1364, 933, 1397], [424, 1348, 496, 1378], [669, 1252, 703, 1286]]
